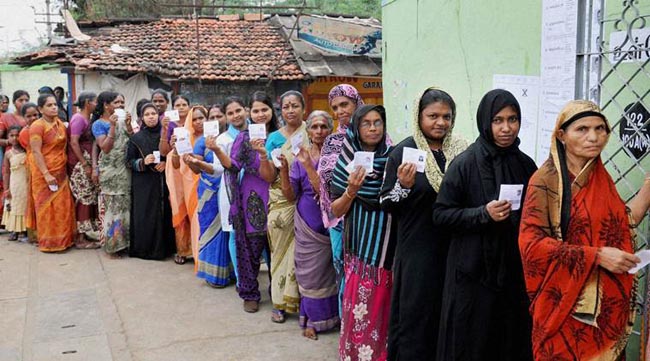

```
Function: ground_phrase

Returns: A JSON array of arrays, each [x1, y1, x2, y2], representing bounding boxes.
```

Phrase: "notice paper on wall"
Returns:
[[492, 74, 540, 162]]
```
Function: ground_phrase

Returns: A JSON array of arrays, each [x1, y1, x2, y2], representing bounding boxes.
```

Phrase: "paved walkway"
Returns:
[[0, 238, 339, 361]]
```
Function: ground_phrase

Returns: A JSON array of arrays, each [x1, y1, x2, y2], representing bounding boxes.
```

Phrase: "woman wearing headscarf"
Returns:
[[432, 89, 537, 360], [257, 90, 309, 323], [318, 84, 364, 307], [67, 92, 100, 248], [91, 91, 132, 258], [280, 110, 339, 340], [30, 94, 75, 252], [127, 103, 175, 260], [168, 104, 202, 266], [331, 104, 396, 361], [519, 100, 650, 360], [380, 88, 468, 360]]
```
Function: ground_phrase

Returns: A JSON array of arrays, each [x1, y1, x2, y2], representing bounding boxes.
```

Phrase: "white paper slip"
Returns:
[[402, 147, 427, 173], [628, 250, 650, 274], [271, 148, 282, 168], [204, 121, 220, 137], [498, 184, 524, 211], [173, 127, 189, 138], [153, 151, 161, 164], [291, 133, 304, 155], [165, 109, 180, 122], [175, 138, 193, 155], [48, 184, 59, 192], [114, 108, 126, 121], [249, 124, 267, 140], [353, 151, 375, 174]]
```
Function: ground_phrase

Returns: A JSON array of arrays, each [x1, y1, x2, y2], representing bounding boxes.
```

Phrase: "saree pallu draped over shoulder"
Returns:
[[519, 100, 636, 361], [267, 125, 309, 313], [29, 118, 75, 252], [519, 159, 635, 360]]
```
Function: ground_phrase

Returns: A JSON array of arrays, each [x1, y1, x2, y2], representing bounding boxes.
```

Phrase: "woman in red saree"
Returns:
[[29, 94, 75, 252], [519, 100, 650, 360]]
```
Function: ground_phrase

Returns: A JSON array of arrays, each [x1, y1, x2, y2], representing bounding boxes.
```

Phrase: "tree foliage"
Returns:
[[70, 0, 380, 21]]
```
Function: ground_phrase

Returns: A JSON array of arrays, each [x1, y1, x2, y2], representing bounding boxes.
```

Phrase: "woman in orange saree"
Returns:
[[519, 100, 650, 360], [29, 94, 75, 252], [166, 99, 200, 266]]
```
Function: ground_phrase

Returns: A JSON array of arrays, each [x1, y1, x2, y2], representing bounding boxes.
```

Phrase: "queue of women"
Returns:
[[1, 83, 649, 361]]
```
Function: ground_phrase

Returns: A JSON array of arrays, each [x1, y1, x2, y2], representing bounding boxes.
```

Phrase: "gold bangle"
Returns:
[[344, 189, 355, 200]]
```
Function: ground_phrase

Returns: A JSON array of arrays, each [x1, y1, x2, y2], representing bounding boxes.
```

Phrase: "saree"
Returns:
[[226, 130, 270, 302], [165, 109, 200, 262], [29, 118, 75, 252], [67, 113, 100, 236], [266, 125, 309, 313], [291, 159, 339, 332], [19, 126, 37, 241], [330, 105, 396, 361], [195, 136, 233, 286], [93, 118, 131, 254], [519, 100, 635, 360]]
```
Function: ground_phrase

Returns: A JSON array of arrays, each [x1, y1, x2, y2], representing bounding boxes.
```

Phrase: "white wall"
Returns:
[[0, 0, 63, 60], [0, 67, 67, 105]]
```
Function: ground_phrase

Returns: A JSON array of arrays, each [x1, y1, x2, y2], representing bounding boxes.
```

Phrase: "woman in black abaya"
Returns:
[[127, 103, 175, 260], [432, 89, 536, 360]]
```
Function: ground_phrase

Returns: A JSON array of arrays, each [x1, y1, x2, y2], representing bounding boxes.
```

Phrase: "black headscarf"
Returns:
[[474, 89, 537, 288], [130, 103, 162, 159]]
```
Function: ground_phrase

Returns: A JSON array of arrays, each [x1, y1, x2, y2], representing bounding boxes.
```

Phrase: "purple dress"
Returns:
[[226, 130, 270, 302], [290, 159, 340, 332]]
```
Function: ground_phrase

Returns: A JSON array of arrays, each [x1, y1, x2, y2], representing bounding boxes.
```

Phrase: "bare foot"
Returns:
[[302, 328, 318, 340], [107, 252, 122, 259]]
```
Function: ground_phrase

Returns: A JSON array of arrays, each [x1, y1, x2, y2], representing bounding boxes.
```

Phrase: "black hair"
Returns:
[[74, 91, 97, 109], [279, 90, 305, 108], [1, 95, 9, 102], [92, 91, 120, 121], [223, 96, 246, 110], [37, 93, 56, 107], [192, 106, 209, 119], [208, 103, 224, 114], [172, 95, 191, 107], [419, 88, 457, 122], [136, 98, 150, 119], [20, 102, 38, 117], [249, 91, 279, 133], [13, 90, 30, 103], [151, 89, 170, 103], [7, 125, 22, 134]]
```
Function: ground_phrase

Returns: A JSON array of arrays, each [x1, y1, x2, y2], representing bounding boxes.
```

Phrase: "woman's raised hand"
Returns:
[[486, 200, 512, 222], [397, 162, 417, 189]]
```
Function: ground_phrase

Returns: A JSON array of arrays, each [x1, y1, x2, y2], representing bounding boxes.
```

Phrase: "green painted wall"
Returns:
[[381, 0, 541, 142]]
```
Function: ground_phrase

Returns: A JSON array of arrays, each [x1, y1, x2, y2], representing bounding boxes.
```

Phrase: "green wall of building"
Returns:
[[381, 0, 541, 142]]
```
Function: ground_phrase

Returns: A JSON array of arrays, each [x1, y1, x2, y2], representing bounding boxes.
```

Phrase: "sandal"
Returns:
[[174, 255, 186, 265], [271, 309, 286, 323], [9, 232, 18, 241], [205, 280, 227, 289], [75, 240, 101, 249]]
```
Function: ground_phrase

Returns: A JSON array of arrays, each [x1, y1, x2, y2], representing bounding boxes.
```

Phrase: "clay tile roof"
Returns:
[[13, 18, 305, 81]]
